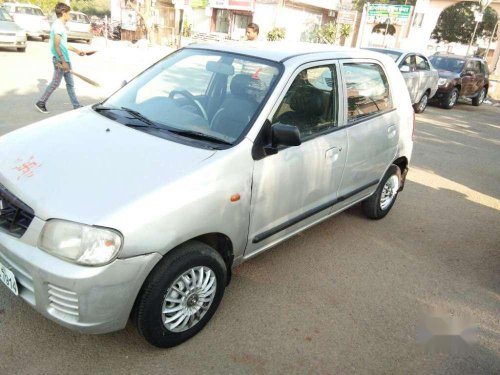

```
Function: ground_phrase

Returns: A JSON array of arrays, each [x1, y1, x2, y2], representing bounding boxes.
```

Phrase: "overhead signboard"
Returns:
[[367, 4, 412, 25], [337, 10, 357, 25]]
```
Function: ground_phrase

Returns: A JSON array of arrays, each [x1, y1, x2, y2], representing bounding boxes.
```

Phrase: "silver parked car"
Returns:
[[0, 7, 27, 52], [366, 48, 439, 113], [0, 43, 414, 348]]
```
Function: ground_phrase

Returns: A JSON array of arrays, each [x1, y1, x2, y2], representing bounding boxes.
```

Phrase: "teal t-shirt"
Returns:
[[50, 19, 69, 62]]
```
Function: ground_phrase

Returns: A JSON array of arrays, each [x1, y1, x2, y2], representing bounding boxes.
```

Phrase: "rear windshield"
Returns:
[[429, 56, 465, 73], [15, 6, 44, 16]]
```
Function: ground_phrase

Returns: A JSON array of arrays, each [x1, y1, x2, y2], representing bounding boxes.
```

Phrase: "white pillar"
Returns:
[[492, 25, 500, 75]]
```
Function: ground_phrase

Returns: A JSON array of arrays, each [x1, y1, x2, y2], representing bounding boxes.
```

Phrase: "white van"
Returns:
[[2, 2, 50, 40]]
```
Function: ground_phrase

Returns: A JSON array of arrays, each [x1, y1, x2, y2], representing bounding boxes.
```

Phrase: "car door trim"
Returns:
[[252, 179, 379, 244]]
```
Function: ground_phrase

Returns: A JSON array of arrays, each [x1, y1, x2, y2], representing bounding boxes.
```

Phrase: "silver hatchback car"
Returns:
[[0, 43, 414, 348]]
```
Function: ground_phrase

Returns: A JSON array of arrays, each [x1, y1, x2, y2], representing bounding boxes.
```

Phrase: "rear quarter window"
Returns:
[[343, 63, 392, 122]]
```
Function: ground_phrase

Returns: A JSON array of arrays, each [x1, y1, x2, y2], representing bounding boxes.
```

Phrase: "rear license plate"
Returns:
[[0, 260, 19, 296]]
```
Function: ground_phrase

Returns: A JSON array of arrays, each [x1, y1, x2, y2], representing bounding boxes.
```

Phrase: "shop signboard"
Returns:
[[367, 4, 412, 25], [209, 0, 254, 11], [121, 9, 137, 31]]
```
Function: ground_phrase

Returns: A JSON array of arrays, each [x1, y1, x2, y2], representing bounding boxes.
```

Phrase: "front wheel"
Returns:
[[472, 87, 486, 106], [441, 88, 459, 109], [413, 92, 429, 113], [17, 47, 26, 52], [362, 165, 401, 220], [135, 241, 227, 348]]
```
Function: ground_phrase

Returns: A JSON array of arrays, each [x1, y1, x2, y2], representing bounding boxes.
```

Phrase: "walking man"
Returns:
[[35, 2, 86, 114]]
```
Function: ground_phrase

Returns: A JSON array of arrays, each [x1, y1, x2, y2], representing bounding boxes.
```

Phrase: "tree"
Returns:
[[431, 2, 498, 44]]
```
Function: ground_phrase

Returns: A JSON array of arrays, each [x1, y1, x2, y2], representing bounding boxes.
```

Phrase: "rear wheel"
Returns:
[[472, 87, 486, 106], [413, 92, 429, 113], [362, 165, 401, 220], [135, 241, 227, 348], [441, 88, 459, 109]]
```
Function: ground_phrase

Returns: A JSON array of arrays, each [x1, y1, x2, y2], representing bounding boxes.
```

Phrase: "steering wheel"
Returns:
[[169, 90, 208, 121]]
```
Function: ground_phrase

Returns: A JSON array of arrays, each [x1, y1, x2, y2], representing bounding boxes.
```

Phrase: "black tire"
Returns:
[[441, 87, 459, 109], [362, 165, 401, 220], [472, 87, 486, 106], [17, 47, 26, 52], [413, 92, 429, 113], [135, 241, 227, 348]]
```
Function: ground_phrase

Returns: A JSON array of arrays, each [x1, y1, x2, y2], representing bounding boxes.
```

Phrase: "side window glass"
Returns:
[[272, 65, 337, 139], [344, 63, 392, 122], [401, 55, 416, 72], [416, 56, 430, 71]]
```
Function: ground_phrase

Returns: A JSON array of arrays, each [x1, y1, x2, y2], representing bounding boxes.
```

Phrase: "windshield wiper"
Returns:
[[168, 129, 232, 145], [120, 107, 160, 128]]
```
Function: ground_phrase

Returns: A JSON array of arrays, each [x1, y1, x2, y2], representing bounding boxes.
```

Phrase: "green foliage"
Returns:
[[267, 27, 286, 41], [182, 18, 191, 37], [314, 22, 338, 44], [431, 2, 498, 44], [17, 0, 59, 15], [70, 0, 110, 17], [339, 23, 352, 38]]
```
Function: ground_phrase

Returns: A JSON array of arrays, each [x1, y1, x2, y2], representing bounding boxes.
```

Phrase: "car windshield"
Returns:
[[429, 56, 465, 73], [0, 8, 13, 21], [102, 48, 281, 145], [366, 48, 401, 62]]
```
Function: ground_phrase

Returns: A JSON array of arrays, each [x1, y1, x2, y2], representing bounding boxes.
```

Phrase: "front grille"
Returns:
[[0, 183, 34, 237], [48, 284, 79, 317]]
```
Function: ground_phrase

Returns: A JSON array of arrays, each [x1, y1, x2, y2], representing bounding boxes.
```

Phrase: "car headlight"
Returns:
[[39, 220, 123, 266], [438, 78, 448, 86]]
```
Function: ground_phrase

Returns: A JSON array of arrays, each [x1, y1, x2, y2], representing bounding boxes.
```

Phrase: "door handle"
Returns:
[[325, 147, 342, 162]]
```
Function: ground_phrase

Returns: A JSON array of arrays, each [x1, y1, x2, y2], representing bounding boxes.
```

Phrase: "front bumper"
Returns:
[[0, 36, 27, 48], [0, 217, 161, 334]]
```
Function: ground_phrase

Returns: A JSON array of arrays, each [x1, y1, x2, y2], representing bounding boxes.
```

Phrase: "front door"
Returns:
[[400, 54, 419, 103], [245, 62, 347, 257]]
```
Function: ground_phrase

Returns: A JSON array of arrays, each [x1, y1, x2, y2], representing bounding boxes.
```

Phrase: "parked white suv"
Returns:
[[1, 2, 50, 40], [0, 43, 414, 348]]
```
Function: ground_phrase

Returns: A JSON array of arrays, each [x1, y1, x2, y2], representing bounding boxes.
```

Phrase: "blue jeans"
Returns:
[[38, 57, 81, 108]]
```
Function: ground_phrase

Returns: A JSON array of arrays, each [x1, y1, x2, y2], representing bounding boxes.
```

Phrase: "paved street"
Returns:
[[0, 40, 499, 374]]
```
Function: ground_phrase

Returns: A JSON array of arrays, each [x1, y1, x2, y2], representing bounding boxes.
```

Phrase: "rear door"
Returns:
[[462, 60, 477, 96], [337, 60, 398, 204]]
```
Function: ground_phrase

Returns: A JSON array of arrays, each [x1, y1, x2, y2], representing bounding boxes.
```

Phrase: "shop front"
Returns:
[[209, 0, 255, 40]]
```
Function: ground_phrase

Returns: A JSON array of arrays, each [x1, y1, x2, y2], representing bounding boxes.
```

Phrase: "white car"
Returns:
[[0, 43, 414, 348], [1, 2, 50, 40], [366, 48, 439, 113], [0, 7, 27, 52]]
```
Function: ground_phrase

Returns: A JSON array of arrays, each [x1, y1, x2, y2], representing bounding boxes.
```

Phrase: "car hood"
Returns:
[[0, 107, 216, 225], [0, 20, 23, 32], [437, 70, 459, 79]]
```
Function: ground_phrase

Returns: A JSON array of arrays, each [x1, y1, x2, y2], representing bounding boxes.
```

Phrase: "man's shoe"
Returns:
[[35, 102, 49, 114]]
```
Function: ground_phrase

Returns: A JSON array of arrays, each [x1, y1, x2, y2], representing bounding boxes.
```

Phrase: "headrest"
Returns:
[[290, 86, 324, 116], [230, 74, 263, 100]]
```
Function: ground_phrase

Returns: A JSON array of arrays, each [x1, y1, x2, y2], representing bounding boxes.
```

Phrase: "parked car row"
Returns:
[[0, 2, 93, 52], [366, 47, 489, 112]]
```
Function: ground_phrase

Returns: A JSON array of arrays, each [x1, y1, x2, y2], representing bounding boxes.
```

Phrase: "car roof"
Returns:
[[185, 42, 390, 63]]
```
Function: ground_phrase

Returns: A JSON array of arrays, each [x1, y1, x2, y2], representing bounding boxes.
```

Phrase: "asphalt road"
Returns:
[[0, 40, 499, 375]]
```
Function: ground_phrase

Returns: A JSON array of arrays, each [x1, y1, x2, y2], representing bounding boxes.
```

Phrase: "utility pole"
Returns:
[[466, 0, 492, 56]]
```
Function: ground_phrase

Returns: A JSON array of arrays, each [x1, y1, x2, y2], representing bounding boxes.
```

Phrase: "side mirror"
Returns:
[[121, 80, 127, 88], [264, 123, 301, 155], [399, 65, 411, 73]]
